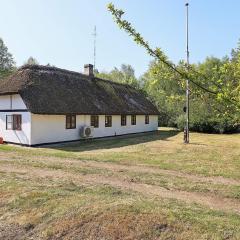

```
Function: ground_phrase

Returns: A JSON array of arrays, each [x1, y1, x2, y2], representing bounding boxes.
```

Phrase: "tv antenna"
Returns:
[[93, 26, 97, 71]]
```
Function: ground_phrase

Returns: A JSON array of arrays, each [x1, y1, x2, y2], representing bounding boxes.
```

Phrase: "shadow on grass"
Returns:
[[47, 129, 180, 152]]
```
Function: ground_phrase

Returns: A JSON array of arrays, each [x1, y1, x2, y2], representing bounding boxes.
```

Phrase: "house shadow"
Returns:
[[46, 128, 180, 153]]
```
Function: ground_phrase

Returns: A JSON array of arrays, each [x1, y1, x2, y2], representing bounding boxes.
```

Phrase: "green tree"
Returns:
[[25, 56, 39, 65], [142, 55, 240, 132], [141, 60, 184, 126], [107, 3, 240, 133], [97, 64, 139, 88], [0, 38, 15, 79], [107, 3, 239, 111]]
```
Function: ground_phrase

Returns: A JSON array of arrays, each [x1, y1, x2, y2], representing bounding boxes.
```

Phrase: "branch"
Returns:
[[107, 3, 239, 109]]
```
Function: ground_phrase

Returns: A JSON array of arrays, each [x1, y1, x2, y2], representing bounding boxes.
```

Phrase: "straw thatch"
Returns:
[[0, 65, 159, 115]]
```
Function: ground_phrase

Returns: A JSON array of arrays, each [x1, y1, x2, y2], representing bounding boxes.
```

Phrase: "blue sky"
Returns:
[[0, 0, 240, 77]]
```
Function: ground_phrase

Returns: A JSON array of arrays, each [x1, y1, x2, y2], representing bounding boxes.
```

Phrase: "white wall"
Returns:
[[0, 112, 31, 145], [0, 94, 27, 110], [0, 94, 30, 145], [92, 115, 158, 138], [31, 115, 86, 145], [31, 114, 158, 145]]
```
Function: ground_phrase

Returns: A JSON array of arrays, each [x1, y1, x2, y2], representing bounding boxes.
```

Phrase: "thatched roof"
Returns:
[[0, 65, 159, 115]]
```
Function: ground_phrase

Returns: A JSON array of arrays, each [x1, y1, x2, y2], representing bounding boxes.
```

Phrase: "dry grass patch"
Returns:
[[0, 128, 240, 239]]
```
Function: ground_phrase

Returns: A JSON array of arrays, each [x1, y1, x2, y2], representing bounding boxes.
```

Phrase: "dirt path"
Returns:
[[0, 164, 240, 215], [1, 152, 239, 186], [65, 159, 240, 186]]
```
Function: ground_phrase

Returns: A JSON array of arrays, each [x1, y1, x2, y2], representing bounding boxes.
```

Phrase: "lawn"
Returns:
[[0, 128, 239, 239]]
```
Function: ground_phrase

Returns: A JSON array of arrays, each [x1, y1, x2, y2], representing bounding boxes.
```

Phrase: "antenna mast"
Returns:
[[93, 26, 97, 71], [184, 2, 190, 143]]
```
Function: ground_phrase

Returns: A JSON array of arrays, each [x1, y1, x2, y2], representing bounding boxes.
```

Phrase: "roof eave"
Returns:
[[30, 111, 160, 115], [0, 91, 18, 96]]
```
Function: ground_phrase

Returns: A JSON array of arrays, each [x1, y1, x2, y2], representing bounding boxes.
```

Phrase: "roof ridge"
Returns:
[[19, 64, 89, 79], [19, 64, 135, 89]]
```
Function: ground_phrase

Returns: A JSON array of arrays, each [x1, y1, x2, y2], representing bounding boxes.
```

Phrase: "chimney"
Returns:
[[84, 64, 94, 77]]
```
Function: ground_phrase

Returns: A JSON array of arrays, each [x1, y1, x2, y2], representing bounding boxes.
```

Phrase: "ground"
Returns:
[[0, 128, 240, 240]]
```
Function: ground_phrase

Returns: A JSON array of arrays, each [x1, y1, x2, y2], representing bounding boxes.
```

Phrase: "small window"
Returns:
[[66, 114, 76, 129], [145, 115, 149, 124], [6, 114, 22, 130], [121, 115, 127, 126], [91, 115, 99, 128], [105, 115, 112, 127], [131, 115, 136, 125]]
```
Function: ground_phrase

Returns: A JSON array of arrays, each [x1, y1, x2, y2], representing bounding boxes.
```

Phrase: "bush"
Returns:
[[190, 119, 239, 134], [175, 115, 240, 134], [176, 114, 186, 131]]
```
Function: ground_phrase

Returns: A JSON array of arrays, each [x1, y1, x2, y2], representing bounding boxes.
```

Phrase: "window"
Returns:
[[121, 115, 127, 126], [66, 114, 76, 129], [6, 114, 22, 130], [105, 115, 112, 127], [131, 115, 136, 125], [91, 115, 99, 128], [145, 115, 149, 124]]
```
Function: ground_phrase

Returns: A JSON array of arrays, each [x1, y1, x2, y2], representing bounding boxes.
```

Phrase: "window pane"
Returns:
[[131, 115, 136, 125], [105, 116, 112, 127], [121, 115, 126, 126], [17, 115, 22, 130], [13, 115, 16, 130], [145, 115, 149, 124], [91, 115, 99, 128], [66, 122, 71, 129], [96, 116, 99, 128], [71, 115, 76, 128], [66, 114, 76, 129], [6, 115, 12, 123], [66, 115, 71, 129], [13, 115, 22, 130], [6, 115, 13, 130], [90, 116, 94, 126]]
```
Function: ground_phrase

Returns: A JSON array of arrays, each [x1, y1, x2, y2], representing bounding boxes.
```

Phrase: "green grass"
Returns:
[[1, 156, 240, 200], [0, 128, 240, 239], [2, 128, 239, 178]]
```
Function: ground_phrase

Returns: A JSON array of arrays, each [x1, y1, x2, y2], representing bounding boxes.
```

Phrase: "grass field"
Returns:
[[0, 128, 240, 240]]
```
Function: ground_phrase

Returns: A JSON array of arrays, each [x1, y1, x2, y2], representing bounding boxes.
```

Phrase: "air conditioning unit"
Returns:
[[80, 126, 94, 138]]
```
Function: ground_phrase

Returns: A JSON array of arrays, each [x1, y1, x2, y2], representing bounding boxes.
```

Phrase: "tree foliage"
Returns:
[[142, 52, 240, 133], [107, 3, 239, 109], [25, 56, 39, 65], [107, 3, 240, 133], [0, 38, 15, 79], [97, 64, 139, 88]]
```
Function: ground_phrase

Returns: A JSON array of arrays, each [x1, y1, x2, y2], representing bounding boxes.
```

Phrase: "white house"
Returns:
[[0, 64, 159, 146]]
